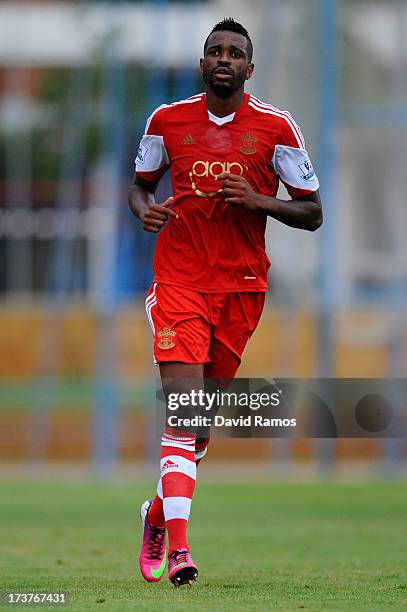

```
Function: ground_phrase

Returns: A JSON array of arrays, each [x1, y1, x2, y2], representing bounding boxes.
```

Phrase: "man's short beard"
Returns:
[[209, 82, 235, 98], [203, 70, 246, 98]]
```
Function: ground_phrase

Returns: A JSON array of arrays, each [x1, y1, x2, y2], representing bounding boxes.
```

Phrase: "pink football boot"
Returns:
[[138, 500, 167, 582], [168, 547, 198, 587]]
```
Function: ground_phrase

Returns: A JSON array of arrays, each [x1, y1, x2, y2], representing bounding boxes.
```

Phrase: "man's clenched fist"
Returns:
[[142, 196, 179, 233]]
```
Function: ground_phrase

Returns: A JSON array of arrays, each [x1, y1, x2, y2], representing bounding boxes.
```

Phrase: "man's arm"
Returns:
[[217, 173, 323, 232], [128, 175, 178, 233], [261, 189, 322, 231]]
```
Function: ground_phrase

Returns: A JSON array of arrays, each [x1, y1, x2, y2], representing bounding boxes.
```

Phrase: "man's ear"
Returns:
[[246, 63, 255, 81], [199, 58, 204, 78]]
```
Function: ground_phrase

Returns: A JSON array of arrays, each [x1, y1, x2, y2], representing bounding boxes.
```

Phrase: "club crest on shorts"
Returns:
[[157, 327, 176, 349]]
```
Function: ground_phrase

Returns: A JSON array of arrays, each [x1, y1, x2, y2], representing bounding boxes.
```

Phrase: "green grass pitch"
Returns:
[[0, 481, 406, 610]]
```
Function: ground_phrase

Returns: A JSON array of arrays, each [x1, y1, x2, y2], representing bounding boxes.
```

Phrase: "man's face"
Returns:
[[200, 31, 254, 98]]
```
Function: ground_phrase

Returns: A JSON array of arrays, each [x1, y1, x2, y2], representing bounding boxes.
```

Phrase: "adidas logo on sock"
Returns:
[[181, 134, 196, 145], [161, 459, 178, 470]]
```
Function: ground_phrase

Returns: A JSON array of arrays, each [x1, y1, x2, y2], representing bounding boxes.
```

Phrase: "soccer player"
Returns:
[[129, 18, 322, 587]]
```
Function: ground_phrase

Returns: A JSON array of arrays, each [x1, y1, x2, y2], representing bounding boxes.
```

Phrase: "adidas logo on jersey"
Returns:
[[181, 134, 196, 145], [161, 459, 178, 471]]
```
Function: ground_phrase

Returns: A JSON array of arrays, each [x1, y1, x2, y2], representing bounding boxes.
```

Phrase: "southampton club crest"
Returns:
[[239, 132, 258, 155], [298, 159, 315, 181], [157, 327, 176, 350]]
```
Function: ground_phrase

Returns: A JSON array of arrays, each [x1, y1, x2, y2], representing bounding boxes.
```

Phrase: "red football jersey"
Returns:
[[135, 92, 319, 292]]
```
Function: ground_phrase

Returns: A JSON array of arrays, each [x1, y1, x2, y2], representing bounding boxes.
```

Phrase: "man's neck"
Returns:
[[204, 88, 245, 118]]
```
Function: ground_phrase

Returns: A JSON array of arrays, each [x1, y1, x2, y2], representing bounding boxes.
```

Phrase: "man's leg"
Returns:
[[140, 283, 212, 585], [148, 435, 209, 527], [148, 367, 210, 525], [144, 362, 203, 586], [199, 292, 266, 450], [148, 363, 208, 532], [158, 363, 202, 550]]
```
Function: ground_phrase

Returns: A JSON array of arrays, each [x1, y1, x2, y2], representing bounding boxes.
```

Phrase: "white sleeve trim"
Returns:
[[135, 134, 169, 172], [145, 104, 167, 133], [272, 144, 319, 191]]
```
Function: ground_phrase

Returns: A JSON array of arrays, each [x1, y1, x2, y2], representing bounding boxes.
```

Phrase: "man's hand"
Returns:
[[217, 172, 264, 211], [216, 172, 323, 231], [141, 196, 179, 233]]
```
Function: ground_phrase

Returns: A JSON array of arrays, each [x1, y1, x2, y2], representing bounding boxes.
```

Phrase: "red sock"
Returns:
[[148, 436, 208, 531], [148, 495, 165, 529], [195, 437, 209, 466], [166, 518, 189, 552], [160, 428, 196, 553]]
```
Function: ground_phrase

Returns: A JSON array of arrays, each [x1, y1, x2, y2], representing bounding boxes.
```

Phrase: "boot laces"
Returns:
[[148, 527, 165, 561], [169, 549, 189, 565]]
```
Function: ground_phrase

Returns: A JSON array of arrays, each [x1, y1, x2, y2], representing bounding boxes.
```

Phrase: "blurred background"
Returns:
[[1, 0, 407, 480]]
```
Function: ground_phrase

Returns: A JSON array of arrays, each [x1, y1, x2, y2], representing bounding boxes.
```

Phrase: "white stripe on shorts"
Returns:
[[145, 282, 158, 334]]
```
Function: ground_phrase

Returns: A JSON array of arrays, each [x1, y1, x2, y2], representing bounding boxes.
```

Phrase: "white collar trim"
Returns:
[[207, 110, 236, 125]]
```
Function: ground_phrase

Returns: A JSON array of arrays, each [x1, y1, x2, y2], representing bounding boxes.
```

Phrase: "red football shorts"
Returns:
[[145, 282, 265, 379]]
